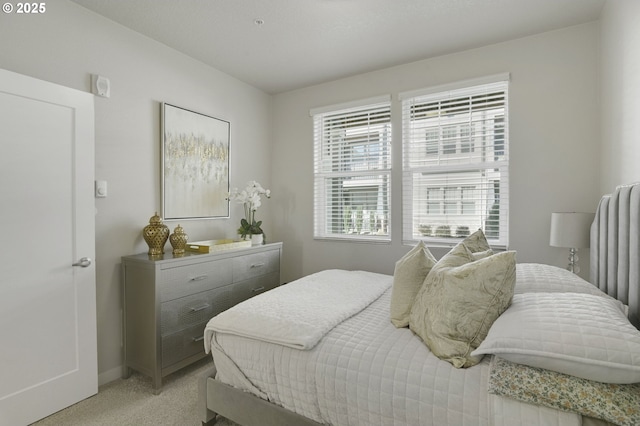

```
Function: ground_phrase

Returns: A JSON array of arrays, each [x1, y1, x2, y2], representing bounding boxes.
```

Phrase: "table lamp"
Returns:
[[549, 212, 595, 274]]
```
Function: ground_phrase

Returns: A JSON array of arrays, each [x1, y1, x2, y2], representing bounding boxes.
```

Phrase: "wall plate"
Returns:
[[91, 74, 110, 98]]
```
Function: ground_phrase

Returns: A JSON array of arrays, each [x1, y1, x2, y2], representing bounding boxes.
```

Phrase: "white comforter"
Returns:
[[207, 265, 588, 426], [204, 270, 390, 351]]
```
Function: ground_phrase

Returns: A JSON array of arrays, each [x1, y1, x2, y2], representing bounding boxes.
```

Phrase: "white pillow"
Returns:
[[390, 241, 436, 328], [471, 292, 640, 384], [515, 263, 628, 315]]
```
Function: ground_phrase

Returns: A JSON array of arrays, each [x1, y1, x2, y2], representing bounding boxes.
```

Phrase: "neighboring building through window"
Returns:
[[312, 96, 391, 241], [401, 75, 510, 247]]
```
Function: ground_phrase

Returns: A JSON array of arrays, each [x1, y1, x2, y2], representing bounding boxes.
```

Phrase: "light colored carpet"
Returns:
[[32, 358, 237, 426]]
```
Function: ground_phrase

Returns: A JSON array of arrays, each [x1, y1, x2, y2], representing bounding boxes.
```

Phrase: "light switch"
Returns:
[[95, 180, 107, 198]]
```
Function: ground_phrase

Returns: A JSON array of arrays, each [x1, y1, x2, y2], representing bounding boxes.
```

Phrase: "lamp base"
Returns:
[[567, 248, 579, 274]]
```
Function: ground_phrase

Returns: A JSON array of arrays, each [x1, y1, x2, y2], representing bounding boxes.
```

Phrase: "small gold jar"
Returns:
[[142, 212, 169, 256], [169, 224, 188, 256]]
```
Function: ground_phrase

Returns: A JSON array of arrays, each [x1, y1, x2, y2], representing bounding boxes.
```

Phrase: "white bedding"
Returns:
[[210, 285, 497, 425], [204, 269, 390, 351], [206, 264, 604, 426]]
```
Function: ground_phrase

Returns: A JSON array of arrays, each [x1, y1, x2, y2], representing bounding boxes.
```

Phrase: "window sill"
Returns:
[[313, 236, 391, 245], [403, 238, 507, 251]]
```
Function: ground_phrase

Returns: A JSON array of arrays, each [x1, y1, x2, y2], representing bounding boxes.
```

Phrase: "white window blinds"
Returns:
[[312, 98, 392, 241], [401, 77, 509, 247]]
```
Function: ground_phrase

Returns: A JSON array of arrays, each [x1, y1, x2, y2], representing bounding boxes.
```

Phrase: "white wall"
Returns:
[[271, 23, 601, 283], [0, 1, 273, 384], [1, 1, 621, 385], [600, 0, 640, 193]]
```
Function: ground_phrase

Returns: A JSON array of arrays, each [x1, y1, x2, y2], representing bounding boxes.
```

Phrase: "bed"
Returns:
[[198, 183, 640, 426]]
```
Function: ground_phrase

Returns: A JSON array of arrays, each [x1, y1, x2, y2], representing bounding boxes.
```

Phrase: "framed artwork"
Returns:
[[161, 103, 230, 220]]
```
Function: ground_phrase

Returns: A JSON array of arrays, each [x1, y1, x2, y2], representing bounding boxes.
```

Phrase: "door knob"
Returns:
[[72, 257, 92, 268]]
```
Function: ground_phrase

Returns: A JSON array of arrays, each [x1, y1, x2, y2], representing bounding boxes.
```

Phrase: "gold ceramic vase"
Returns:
[[143, 212, 169, 255], [169, 224, 188, 256]]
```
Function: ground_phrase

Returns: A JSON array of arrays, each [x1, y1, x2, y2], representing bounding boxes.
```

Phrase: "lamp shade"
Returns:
[[549, 212, 595, 248]]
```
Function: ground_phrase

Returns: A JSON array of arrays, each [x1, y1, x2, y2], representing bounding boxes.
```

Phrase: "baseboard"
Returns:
[[98, 365, 123, 387]]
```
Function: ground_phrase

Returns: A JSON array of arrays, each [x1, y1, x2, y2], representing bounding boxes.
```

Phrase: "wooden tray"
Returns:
[[186, 239, 251, 253]]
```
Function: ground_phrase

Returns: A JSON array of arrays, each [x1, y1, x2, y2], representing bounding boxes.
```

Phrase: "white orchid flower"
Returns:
[[227, 180, 271, 238]]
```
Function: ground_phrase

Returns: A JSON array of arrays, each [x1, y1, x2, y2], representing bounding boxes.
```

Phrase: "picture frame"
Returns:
[[161, 103, 230, 220]]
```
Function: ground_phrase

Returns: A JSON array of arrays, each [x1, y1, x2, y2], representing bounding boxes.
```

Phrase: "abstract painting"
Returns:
[[161, 103, 230, 220]]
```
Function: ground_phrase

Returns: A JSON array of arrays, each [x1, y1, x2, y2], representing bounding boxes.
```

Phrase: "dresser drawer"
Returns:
[[232, 249, 279, 283], [161, 322, 207, 368], [122, 242, 282, 391], [160, 284, 234, 335], [231, 271, 280, 305], [158, 258, 233, 302]]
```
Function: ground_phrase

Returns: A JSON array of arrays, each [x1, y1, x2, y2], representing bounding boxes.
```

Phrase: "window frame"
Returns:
[[311, 96, 392, 243], [400, 74, 510, 248]]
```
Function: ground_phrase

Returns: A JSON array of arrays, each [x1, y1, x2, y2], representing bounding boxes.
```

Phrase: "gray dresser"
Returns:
[[121, 242, 282, 392]]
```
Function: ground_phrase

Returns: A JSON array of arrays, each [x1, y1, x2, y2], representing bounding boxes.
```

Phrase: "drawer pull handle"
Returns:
[[192, 336, 205, 343], [189, 275, 208, 282], [250, 263, 265, 269], [189, 304, 210, 312], [252, 286, 265, 293]]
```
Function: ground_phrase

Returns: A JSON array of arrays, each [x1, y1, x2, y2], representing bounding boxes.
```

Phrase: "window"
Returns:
[[401, 75, 509, 247], [312, 96, 391, 241]]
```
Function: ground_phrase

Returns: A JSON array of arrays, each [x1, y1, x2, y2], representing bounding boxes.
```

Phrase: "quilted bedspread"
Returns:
[[208, 267, 586, 426], [204, 270, 391, 351]]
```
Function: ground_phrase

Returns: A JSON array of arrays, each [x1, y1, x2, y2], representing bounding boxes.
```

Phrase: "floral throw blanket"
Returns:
[[488, 356, 640, 426]]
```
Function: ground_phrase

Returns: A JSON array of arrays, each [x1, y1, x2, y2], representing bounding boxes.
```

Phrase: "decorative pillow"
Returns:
[[471, 249, 494, 261], [462, 228, 492, 253], [390, 241, 436, 328], [471, 292, 640, 384], [409, 243, 516, 368]]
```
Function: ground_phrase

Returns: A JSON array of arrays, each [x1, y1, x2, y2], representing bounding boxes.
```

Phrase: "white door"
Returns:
[[0, 69, 97, 426]]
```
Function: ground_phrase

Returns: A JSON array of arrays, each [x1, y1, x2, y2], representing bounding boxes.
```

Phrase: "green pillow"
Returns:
[[390, 241, 436, 328], [409, 243, 516, 368]]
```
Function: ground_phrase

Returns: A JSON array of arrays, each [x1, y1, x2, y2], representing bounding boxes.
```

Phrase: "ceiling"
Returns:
[[71, 0, 606, 94]]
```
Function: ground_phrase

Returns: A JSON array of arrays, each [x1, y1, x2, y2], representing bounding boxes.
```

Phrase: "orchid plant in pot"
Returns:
[[227, 181, 271, 245]]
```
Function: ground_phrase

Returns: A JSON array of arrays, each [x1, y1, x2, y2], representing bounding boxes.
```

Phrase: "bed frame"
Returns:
[[591, 182, 640, 328], [198, 364, 322, 426], [200, 183, 640, 426]]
